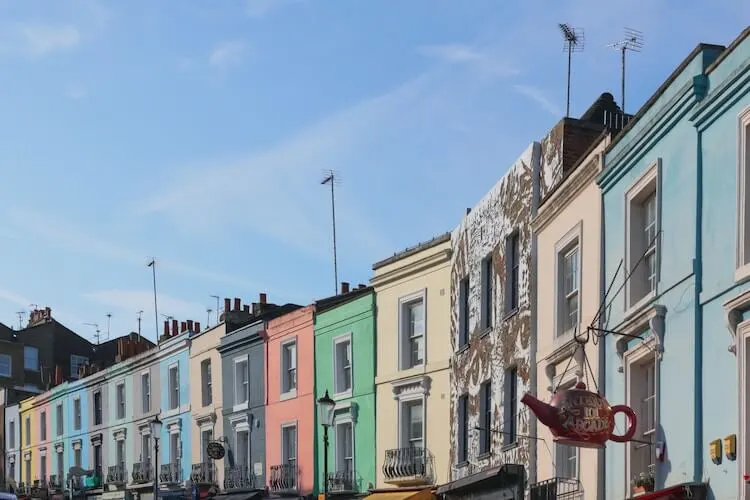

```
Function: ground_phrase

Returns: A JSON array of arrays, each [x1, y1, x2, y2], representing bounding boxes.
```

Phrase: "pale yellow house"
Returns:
[[371, 232, 452, 491], [189, 321, 225, 487], [532, 133, 609, 499]]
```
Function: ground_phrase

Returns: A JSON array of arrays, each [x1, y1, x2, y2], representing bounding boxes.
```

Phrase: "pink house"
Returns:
[[265, 305, 316, 497]]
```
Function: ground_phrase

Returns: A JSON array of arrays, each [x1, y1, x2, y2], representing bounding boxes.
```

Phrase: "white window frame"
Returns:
[[736, 106, 750, 281], [554, 222, 583, 343], [397, 394, 425, 449], [70, 355, 88, 379], [139, 426, 152, 463], [116, 381, 126, 420], [280, 339, 298, 400], [200, 426, 214, 463], [141, 370, 151, 414], [168, 362, 180, 410], [25, 416, 31, 446], [334, 415, 354, 474], [624, 159, 661, 313], [24, 346, 39, 372], [201, 358, 212, 407], [168, 424, 181, 463], [736, 317, 750, 500], [73, 397, 81, 430], [93, 390, 103, 426], [233, 356, 249, 411], [280, 421, 298, 483], [9, 419, 15, 449], [397, 289, 427, 371], [0, 354, 11, 377], [623, 335, 660, 490], [333, 334, 353, 398], [40, 411, 47, 441], [232, 418, 250, 465]]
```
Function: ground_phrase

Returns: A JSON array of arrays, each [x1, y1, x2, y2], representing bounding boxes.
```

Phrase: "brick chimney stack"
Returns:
[[234, 298, 241, 311], [260, 293, 267, 304], [341, 282, 350, 294], [172, 319, 179, 336]]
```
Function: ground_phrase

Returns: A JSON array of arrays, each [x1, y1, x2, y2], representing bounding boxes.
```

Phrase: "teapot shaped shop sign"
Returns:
[[521, 381, 637, 448]]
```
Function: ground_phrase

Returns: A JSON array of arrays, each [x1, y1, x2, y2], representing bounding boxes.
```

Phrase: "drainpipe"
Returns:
[[597, 152, 607, 500], [693, 127, 704, 483], [528, 141, 542, 486]]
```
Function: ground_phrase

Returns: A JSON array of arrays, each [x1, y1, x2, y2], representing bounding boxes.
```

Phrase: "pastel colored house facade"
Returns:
[[19, 397, 37, 487], [266, 305, 315, 497], [5, 403, 20, 487], [693, 27, 750, 500], [371, 233, 452, 495], [531, 131, 611, 499], [189, 321, 225, 488], [314, 286, 376, 497], [599, 38, 730, 498]]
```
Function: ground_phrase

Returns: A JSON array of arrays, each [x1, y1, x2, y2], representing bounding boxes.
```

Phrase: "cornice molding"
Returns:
[[723, 287, 750, 355], [691, 57, 750, 129], [371, 249, 451, 288]]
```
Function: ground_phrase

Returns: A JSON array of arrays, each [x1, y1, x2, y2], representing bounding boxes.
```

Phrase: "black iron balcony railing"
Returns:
[[131, 461, 153, 483], [160, 462, 182, 485], [327, 470, 356, 493], [223, 464, 255, 490], [191, 463, 217, 484], [48, 475, 62, 488], [382, 447, 434, 485], [106, 464, 128, 485], [529, 477, 582, 500], [269, 463, 297, 492]]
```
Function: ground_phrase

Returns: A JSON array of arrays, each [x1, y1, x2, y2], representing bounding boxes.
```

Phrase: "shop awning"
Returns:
[[365, 488, 431, 500], [627, 482, 708, 500], [212, 491, 263, 500], [403, 489, 435, 500], [436, 464, 524, 496]]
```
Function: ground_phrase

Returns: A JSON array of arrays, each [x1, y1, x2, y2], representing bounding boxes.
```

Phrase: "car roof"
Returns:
[[0, 493, 17, 500]]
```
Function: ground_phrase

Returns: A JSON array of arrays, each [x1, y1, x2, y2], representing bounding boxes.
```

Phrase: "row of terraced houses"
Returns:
[[4, 26, 750, 500]]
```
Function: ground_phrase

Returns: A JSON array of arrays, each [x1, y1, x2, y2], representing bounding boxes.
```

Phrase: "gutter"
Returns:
[[528, 141, 542, 486], [693, 125, 704, 482], [597, 152, 607, 500]]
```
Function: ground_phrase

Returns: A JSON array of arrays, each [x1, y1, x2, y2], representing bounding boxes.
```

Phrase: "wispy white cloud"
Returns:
[[245, 0, 302, 19], [5, 207, 256, 289], [83, 289, 205, 325], [512, 84, 563, 117], [417, 43, 520, 78], [132, 73, 435, 263], [1, 23, 81, 57], [209, 40, 246, 69]]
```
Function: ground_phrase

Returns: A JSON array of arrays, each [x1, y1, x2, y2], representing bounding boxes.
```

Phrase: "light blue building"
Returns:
[[598, 27, 750, 500]]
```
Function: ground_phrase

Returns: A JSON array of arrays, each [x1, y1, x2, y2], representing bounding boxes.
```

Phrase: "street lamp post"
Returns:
[[317, 390, 336, 500], [151, 415, 163, 500]]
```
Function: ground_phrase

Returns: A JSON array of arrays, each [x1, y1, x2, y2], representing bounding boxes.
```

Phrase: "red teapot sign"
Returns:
[[521, 381, 637, 448]]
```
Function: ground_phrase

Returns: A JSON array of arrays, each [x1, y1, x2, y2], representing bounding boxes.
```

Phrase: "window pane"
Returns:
[[409, 302, 424, 337]]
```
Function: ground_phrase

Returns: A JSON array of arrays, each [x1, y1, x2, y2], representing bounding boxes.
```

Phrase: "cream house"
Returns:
[[531, 133, 610, 499], [371, 233, 452, 492], [189, 321, 226, 488]]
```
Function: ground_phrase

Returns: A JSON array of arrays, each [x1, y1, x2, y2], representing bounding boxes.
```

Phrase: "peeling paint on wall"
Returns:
[[449, 142, 541, 480]]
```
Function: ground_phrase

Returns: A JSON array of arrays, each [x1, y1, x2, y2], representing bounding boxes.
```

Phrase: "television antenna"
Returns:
[[607, 28, 644, 114], [321, 169, 341, 295], [84, 322, 101, 345], [558, 23, 585, 118], [137, 310, 144, 341], [15, 310, 26, 329], [106, 313, 112, 341], [210, 295, 220, 324], [206, 308, 213, 328]]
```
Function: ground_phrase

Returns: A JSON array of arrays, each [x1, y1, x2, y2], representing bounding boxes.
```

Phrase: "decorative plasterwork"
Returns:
[[543, 340, 585, 393], [90, 433, 103, 446], [195, 411, 216, 427], [23, 451, 31, 461], [723, 288, 750, 355], [39, 447, 47, 457], [8, 454, 15, 464], [113, 428, 127, 441], [72, 439, 82, 450], [167, 420, 182, 435], [391, 375, 431, 400], [615, 304, 667, 372], [54, 443, 64, 453]]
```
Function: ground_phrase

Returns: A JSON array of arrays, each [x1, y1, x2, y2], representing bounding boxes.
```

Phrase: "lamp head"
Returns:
[[317, 390, 336, 428], [150, 414, 163, 436]]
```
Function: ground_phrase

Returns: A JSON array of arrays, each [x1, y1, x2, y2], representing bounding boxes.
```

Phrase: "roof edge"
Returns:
[[372, 232, 451, 270]]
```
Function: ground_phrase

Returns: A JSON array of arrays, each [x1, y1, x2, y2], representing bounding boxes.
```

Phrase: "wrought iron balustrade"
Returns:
[[48, 475, 61, 488], [223, 464, 255, 490], [106, 464, 128, 484], [160, 462, 182, 484], [191, 463, 217, 484], [382, 447, 434, 485], [131, 461, 153, 483], [269, 463, 297, 492], [529, 477, 582, 500], [326, 469, 356, 492]]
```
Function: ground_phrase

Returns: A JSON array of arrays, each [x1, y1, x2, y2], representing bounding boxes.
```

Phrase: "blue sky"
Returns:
[[0, 0, 747, 343]]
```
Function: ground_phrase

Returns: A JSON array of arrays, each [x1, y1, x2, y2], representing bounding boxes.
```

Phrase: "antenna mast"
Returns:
[[137, 310, 144, 341], [84, 322, 101, 345], [106, 313, 112, 341], [608, 27, 643, 114], [210, 295, 220, 324], [321, 170, 341, 294], [15, 310, 25, 329], [206, 308, 213, 328], [147, 258, 159, 341], [558, 23, 585, 118]]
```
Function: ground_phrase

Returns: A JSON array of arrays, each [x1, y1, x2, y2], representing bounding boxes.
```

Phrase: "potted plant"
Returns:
[[631, 471, 655, 496]]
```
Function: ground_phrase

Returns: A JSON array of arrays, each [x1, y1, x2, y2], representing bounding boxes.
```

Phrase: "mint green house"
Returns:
[[314, 286, 376, 497]]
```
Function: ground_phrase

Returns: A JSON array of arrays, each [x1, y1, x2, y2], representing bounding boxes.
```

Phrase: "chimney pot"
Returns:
[[187, 320, 194, 331], [259, 293, 267, 304], [172, 319, 178, 336], [163, 320, 169, 336], [195, 322, 201, 333], [224, 298, 231, 314], [252, 303, 260, 316], [234, 298, 241, 311], [341, 282, 350, 294], [181, 321, 187, 333], [243, 304, 250, 313]]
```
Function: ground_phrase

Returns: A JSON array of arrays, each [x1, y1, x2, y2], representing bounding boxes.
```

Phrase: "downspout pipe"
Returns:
[[528, 141, 542, 487], [597, 151, 607, 500], [693, 124, 704, 483]]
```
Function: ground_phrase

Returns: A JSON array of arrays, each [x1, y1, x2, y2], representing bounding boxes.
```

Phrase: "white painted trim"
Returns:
[[233, 355, 249, 409], [737, 320, 750, 500], [397, 288, 428, 371], [333, 414, 355, 474], [396, 396, 425, 450], [333, 333, 353, 398], [553, 221, 584, 344], [115, 381, 127, 420], [279, 337, 298, 399], [623, 334, 659, 491], [737, 106, 750, 280], [280, 421, 298, 466], [167, 362, 180, 410], [624, 158, 662, 312]]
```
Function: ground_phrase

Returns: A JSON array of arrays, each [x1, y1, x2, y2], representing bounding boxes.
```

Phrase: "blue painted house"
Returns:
[[598, 27, 750, 500], [693, 27, 750, 500]]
